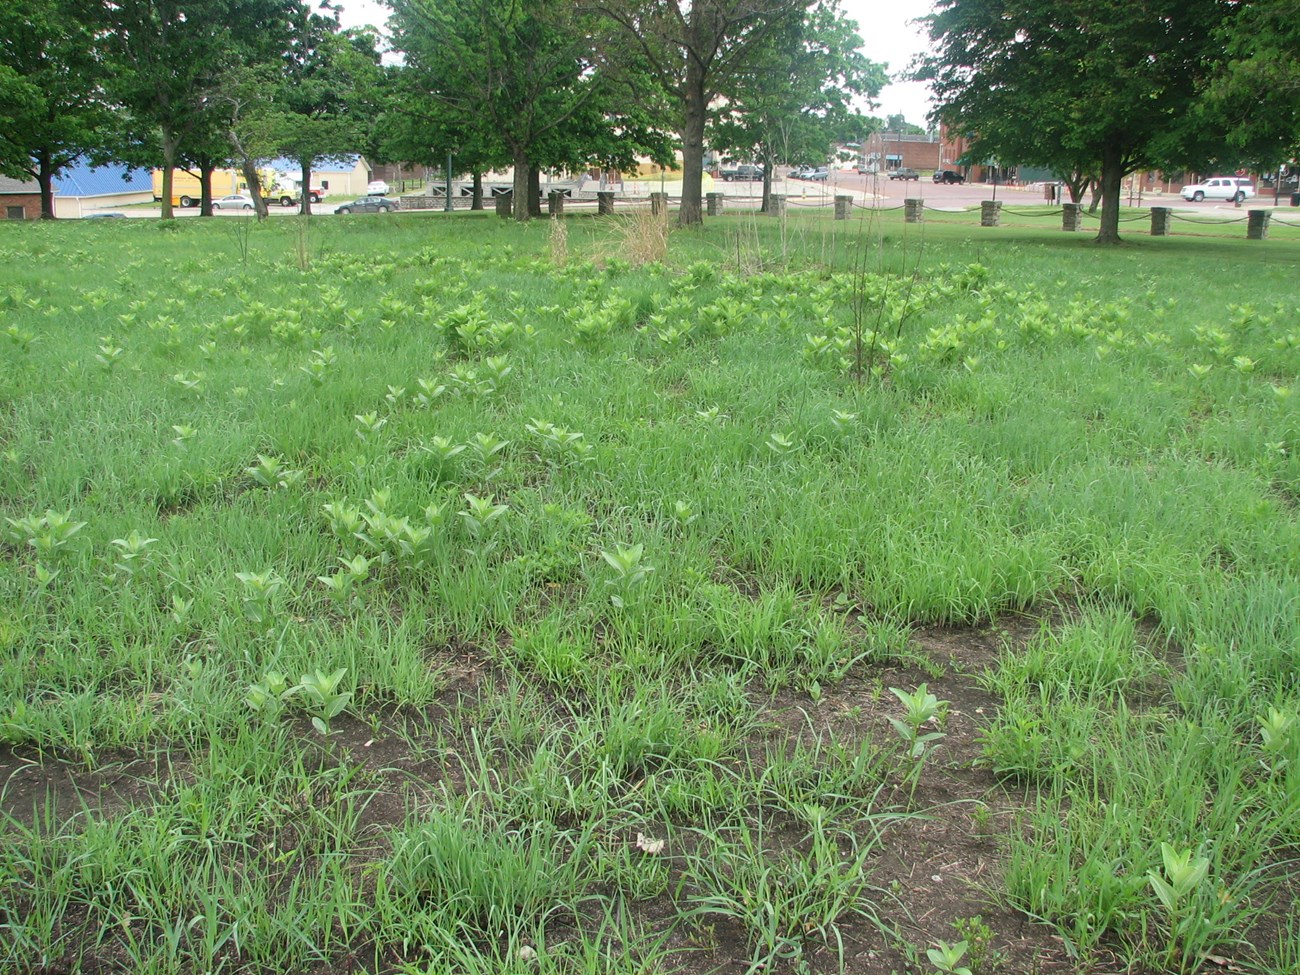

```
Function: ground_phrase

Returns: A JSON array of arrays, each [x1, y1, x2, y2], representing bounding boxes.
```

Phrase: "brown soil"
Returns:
[[0, 615, 1244, 975]]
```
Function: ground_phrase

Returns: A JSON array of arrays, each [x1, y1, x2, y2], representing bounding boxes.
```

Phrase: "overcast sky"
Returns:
[[335, 0, 937, 126]]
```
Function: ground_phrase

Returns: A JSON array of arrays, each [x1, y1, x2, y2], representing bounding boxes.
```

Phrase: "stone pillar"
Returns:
[[1062, 202, 1082, 232], [1149, 207, 1171, 236], [597, 191, 614, 215], [904, 198, 923, 223], [768, 194, 787, 217], [1247, 209, 1271, 240], [494, 191, 512, 218], [706, 192, 724, 217], [980, 200, 1002, 227], [547, 191, 565, 217], [834, 194, 852, 220], [649, 192, 667, 216]]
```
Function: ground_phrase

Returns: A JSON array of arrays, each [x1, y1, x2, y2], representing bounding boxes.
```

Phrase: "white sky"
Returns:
[[336, 0, 937, 126]]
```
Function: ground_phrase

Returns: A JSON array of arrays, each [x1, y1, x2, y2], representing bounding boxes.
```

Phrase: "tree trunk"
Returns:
[[1095, 141, 1124, 244], [300, 159, 313, 216], [36, 151, 56, 220], [235, 144, 268, 220], [529, 166, 542, 218], [511, 146, 530, 221], [471, 170, 483, 210], [160, 128, 179, 219], [759, 146, 774, 213], [200, 160, 215, 216], [679, 57, 708, 226]]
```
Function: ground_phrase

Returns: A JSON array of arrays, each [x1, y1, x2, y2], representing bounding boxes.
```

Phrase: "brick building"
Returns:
[[0, 175, 41, 219]]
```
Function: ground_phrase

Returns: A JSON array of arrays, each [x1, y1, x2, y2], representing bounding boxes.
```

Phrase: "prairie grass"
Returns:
[[0, 209, 1298, 973]]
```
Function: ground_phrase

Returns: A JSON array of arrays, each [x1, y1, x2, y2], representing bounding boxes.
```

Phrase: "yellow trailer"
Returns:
[[151, 168, 305, 208], [152, 168, 248, 208]]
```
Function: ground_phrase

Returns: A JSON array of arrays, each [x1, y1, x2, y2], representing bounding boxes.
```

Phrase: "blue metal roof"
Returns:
[[266, 155, 362, 175], [53, 161, 152, 197]]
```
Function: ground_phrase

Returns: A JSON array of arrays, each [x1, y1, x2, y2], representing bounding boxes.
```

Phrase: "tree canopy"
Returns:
[[710, 0, 884, 210], [389, 0, 613, 220], [0, 0, 114, 218], [594, 0, 806, 226], [918, 0, 1296, 243]]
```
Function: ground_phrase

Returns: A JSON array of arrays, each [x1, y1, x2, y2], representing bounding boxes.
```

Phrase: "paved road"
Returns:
[[80, 177, 1300, 219]]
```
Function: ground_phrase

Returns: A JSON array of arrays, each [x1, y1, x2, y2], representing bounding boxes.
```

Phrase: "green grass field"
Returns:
[[1, 207, 1298, 974]]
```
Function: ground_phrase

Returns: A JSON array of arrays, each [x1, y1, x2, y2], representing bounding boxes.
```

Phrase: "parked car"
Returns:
[[803, 168, 830, 181], [933, 170, 965, 184], [1180, 177, 1254, 203], [334, 196, 400, 214], [213, 194, 255, 210], [367, 180, 391, 195], [888, 167, 920, 181], [720, 164, 764, 181]]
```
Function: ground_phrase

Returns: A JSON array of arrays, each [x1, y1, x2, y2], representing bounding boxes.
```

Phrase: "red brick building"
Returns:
[[861, 128, 970, 177], [0, 175, 41, 219]]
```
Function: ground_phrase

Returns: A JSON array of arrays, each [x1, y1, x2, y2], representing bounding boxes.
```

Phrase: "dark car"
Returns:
[[933, 170, 965, 184], [334, 195, 400, 214], [888, 167, 920, 180], [720, 164, 764, 182]]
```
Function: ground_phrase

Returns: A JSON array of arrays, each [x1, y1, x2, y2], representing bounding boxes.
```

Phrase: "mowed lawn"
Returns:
[[0, 208, 1298, 975]]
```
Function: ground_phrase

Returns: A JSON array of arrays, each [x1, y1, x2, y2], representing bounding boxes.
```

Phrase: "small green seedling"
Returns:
[[670, 499, 699, 529], [888, 683, 947, 755], [245, 670, 292, 719], [172, 371, 204, 393], [1257, 708, 1297, 770], [927, 939, 972, 975], [466, 431, 509, 466], [234, 569, 283, 625], [413, 377, 446, 408], [5, 510, 87, 559], [601, 543, 653, 608], [95, 338, 125, 372], [246, 453, 304, 489], [354, 411, 387, 444], [1148, 842, 1213, 968], [888, 684, 948, 795], [318, 554, 370, 605], [829, 409, 858, 434], [459, 492, 509, 556], [296, 667, 351, 735], [765, 430, 799, 456], [420, 436, 466, 467], [110, 530, 158, 578]]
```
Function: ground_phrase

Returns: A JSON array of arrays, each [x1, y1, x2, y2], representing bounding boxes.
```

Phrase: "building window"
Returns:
[[5, 206, 25, 220]]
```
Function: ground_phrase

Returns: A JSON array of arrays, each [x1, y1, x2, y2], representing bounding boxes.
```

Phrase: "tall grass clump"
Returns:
[[605, 204, 669, 267]]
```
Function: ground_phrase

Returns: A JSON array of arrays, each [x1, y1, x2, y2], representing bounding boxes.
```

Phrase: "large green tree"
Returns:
[[919, 0, 1247, 243], [0, 0, 113, 219], [594, 0, 805, 226], [710, 0, 884, 211], [389, 0, 611, 221], [380, 64, 505, 211], [100, 0, 296, 218], [268, 6, 383, 215]]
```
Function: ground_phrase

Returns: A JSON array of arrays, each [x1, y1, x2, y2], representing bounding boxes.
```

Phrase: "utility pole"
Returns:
[[445, 151, 454, 213]]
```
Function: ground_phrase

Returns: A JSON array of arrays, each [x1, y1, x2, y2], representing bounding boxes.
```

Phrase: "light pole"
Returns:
[[445, 150, 454, 213]]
